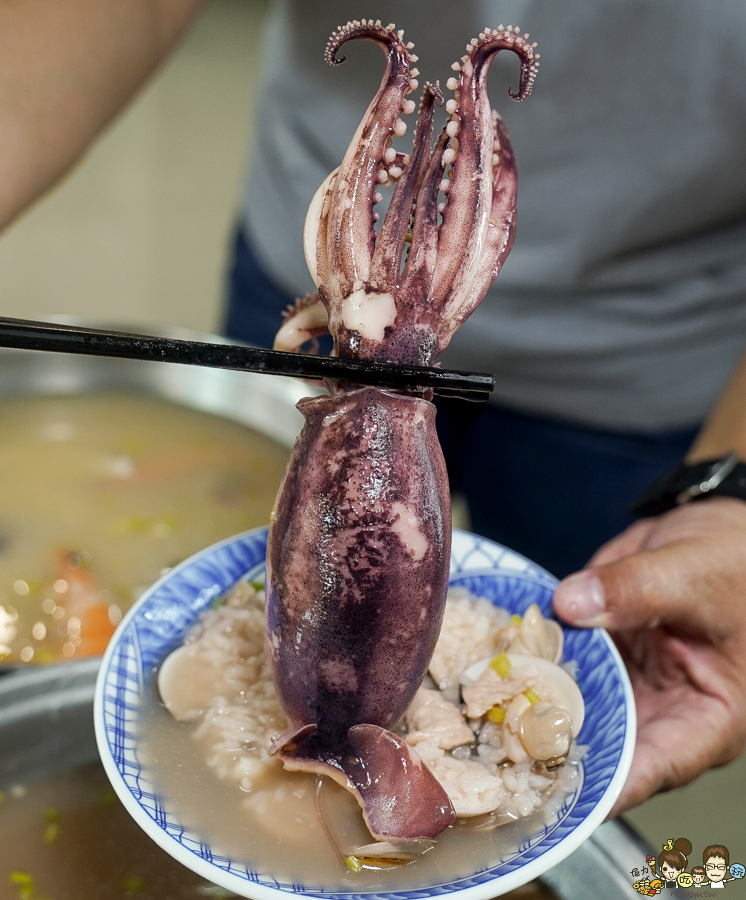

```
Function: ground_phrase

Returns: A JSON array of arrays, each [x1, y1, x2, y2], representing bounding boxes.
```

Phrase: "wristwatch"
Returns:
[[630, 452, 746, 517]]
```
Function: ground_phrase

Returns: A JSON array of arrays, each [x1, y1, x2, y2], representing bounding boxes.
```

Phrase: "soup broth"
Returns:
[[0, 393, 289, 665], [0, 763, 235, 899]]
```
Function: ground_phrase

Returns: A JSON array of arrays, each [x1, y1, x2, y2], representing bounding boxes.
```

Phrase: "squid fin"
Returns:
[[275, 722, 455, 841], [347, 724, 455, 840]]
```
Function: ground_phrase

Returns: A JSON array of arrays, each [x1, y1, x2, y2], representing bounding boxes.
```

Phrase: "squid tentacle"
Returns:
[[430, 27, 538, 315], [395, 129, 449, 338], [273, 291, 330, 354], [321, 20, 416, 305], [369, 81, 443, 295], [467, 26, 540, 103], [436, 111, 517, 347], [304, 167, 338, 291]]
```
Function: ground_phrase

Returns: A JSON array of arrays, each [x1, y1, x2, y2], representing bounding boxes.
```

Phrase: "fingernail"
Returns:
[[554, 570, 606, 625]]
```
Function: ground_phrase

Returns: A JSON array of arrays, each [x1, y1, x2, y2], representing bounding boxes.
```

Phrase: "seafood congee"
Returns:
[[153, 19, 582, 889], [156, 582, 586, 889], [0, 393, 288, 665]]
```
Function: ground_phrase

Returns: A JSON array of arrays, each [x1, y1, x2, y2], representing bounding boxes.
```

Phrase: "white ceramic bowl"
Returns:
[[94, 526, 635, 899]]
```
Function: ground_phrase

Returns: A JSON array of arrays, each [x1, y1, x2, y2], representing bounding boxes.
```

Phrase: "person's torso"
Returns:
[[242, 0, 746, 430]]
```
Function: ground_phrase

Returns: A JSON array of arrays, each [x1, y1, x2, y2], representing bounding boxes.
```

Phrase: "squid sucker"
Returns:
[[266, 19, 538, 843]]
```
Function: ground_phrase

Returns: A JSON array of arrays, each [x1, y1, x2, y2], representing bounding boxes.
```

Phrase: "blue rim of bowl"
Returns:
[[94, 526, 635, 900]]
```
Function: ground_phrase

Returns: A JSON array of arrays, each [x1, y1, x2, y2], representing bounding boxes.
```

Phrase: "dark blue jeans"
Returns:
[[225, 226, 697, 578]]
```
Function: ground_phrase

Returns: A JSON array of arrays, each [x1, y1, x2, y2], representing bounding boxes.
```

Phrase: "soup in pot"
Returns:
[[0, 762, 560, 900], [0, 763, 235, 900], [0, 392, 289, 665]]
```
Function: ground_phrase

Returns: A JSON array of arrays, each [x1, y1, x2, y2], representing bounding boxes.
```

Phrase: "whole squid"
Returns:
[[266, 20, 538, 843]]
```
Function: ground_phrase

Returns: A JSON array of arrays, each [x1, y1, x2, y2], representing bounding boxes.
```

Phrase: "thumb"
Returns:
[[552, 545, 717, 633]]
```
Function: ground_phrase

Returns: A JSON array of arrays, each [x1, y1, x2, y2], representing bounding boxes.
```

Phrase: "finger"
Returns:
[[588, 518, 658, 567], [553, 542, 730, 633]]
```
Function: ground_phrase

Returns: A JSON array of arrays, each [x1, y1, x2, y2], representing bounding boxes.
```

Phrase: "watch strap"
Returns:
[[630, 452, 746, 517]]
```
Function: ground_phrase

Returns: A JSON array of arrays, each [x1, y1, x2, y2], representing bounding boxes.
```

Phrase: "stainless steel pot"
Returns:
[[0, 320, 314, 449], [0, 659, 99, 784]]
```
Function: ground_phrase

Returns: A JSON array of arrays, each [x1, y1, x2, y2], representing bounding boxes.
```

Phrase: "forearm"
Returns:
[[0, 0, 208, 230], [687, 344, 746, 462]]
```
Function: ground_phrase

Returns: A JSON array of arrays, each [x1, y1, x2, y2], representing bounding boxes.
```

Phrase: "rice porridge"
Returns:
[[143, 582, 586, 891]]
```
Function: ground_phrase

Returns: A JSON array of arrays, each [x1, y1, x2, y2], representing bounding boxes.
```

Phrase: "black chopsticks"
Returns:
[[0, 317, 494, 402]]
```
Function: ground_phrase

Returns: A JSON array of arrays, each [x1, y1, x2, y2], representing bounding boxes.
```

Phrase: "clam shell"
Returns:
[[514, 603, 564, 664], [158, 644, 210, 722], [460, 653, 584, 737], [352, 839, 435, 859]]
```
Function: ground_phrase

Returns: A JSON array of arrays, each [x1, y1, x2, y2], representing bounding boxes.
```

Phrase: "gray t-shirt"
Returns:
[[242, 0, 746, 431]]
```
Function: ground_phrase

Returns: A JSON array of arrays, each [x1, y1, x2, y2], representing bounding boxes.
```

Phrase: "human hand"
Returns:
[[552, 497, 746, 816]]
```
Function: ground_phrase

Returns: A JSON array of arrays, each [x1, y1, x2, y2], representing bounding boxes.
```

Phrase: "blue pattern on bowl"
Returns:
[[95, 526, 635, 900]]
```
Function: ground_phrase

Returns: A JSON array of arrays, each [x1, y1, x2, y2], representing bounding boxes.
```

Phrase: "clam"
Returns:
[[346, 840, 435, 871], [158, 643, 213, 722], [501, 603, 563, 663], [518, 702, 573, 762], [461, 651, 584, 762]]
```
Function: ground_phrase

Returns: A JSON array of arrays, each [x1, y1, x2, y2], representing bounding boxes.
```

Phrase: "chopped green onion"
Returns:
[[100, 787, 118, 806], [486, 705, 506, 723], [524, 688, 541, 704], [123, 874, 145, 894], [345, 856, 362, 873], [114, 515, 151, 536], [489, 652, 511, 679], [34, 647, 58, 665], [9, 871, 40, 900]]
